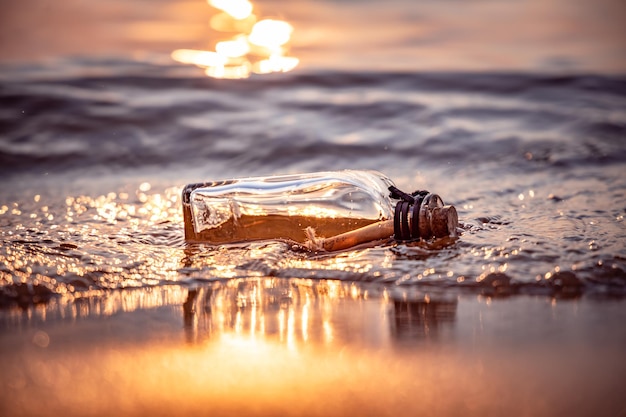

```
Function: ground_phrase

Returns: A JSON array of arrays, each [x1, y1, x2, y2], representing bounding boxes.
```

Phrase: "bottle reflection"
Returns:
[[182, 278, 457, 347], [390, 295, 457, 343], [183, 279, 301, 345]]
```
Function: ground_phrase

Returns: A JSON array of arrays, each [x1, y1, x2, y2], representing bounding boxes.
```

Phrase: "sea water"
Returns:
[[1, 67, 624, 293], [1, 0, 626, 415]]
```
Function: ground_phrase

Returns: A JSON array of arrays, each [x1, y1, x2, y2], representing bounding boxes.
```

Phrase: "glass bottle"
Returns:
[[182, 170, 458, 251]]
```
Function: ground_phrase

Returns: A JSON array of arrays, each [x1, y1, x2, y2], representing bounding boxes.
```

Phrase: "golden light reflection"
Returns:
[[254, 54, 300, 75], [1, 280, 467, 417], [210, 12, 256, 33], [286, 205, 340, 218], [171, 278, 457, 351], [0, 185, 185, 299], [209, 0, 253, 20], [205, 63, 251, 79], [283, 250, 374, 276], [248, 19, 293, 49], [301, 294, 309, 342], [172, 1, 298, 78], [171, 49, 227, 67], [216, 36, 250, 58]]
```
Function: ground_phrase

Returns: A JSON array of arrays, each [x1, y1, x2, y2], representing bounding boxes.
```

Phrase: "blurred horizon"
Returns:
[[0, 0, 625, 74]]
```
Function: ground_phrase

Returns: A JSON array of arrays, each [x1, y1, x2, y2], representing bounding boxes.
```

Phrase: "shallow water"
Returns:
[[1, 63, 625, 416], [1, 66, 625, 297], [1, 0, 626, 415], [2, 279, 626, 417]]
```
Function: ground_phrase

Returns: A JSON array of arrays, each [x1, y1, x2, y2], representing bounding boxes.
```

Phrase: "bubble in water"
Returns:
[[33, 330, 50, 348]]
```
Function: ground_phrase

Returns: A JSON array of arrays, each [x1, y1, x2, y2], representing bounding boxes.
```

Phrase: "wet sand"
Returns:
[[1, 279, 625, 417]]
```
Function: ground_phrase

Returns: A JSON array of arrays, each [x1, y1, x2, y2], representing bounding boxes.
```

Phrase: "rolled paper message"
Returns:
[[305, 204, 458, 252]]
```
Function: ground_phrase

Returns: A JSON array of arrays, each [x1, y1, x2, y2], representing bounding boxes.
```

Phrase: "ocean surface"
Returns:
[[1, 62, 625, 296], [1, 0, 626, 415]]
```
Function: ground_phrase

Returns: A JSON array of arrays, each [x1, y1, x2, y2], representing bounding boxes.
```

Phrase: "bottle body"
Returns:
[[183, 170, 396, 244]]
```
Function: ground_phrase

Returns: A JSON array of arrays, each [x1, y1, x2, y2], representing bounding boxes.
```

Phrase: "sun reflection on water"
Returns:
[[177, 278, 458, 350], [2, 277, 457, 351], [171, 0, 298, 79], [209, 0, 253, 20], [0, 184, 185, 298]]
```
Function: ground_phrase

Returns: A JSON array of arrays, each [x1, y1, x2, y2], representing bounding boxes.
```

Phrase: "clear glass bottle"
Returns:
[[182, 170, 458, 251]]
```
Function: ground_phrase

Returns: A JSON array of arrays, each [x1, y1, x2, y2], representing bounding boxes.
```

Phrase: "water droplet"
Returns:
[[32, 330, 50, 348]]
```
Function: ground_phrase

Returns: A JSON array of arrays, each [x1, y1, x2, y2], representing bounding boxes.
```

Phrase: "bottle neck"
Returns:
[[389, 187, 458, 240]]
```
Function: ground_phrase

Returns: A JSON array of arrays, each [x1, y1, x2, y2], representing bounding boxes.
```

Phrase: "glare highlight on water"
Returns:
[[208, 0, 254, 20], [171, 0, 298, 79]]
